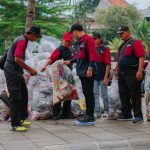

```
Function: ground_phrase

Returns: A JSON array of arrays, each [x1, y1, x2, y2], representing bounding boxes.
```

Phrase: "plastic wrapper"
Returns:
[[51, 60, 78, 105], [108, 75, 121, 119], [0, 100, 10, 121]]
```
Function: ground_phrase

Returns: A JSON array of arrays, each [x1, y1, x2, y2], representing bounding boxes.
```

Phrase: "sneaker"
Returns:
[[11, 126, 28, 132], [94, 113, 101, 118], [102, 111, 109, 118], [117, 114, 133, 121], [21, 120, 31, 126], [77, 115, 95, 123], [133, 116, 143, 123]]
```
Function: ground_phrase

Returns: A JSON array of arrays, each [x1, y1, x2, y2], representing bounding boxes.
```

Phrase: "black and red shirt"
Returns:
[[117, 38, 145, 71], [71, 34, 97, 77], [4, 35, 28, 76], [95, 45, 111, 80], [50, 45, 73, 69]]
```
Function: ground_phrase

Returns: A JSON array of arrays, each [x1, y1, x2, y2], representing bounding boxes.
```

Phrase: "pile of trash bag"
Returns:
[[0, 36, 86, 121], [27, 74, 53, 120], [145, 62, 150, 120], [108, 75, 121, 119]]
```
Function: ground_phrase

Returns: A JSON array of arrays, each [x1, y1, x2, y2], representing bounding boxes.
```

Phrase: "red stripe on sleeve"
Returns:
[[85, 36, 97, 62], [104, 48, 111, 65], [50, 48, 60, 63], [14, 40, 26, 58], [132, 40, 145, 57]]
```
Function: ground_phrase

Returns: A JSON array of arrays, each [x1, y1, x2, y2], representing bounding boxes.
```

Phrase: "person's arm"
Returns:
[[86, 36, 97, 77], [15, 57, 37, 75], [14, 40, 37, 75], [133, 40, 145, 81], [136, 57, 144, 81], [41, 48, 60, 72], [114, 52, 120, 75], [103, 48, 111, 85], [64, 50, 78, 65]]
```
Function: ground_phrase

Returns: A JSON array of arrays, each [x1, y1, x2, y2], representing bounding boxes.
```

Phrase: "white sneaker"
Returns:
[[94, 113, 101, 118], [102, 112, 109, 118]]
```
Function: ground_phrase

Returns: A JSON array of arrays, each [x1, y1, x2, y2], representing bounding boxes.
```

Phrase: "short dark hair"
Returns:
[[93, 32, 104, 43], [70, 23, 83, 33], [93, 32, 102, 39]]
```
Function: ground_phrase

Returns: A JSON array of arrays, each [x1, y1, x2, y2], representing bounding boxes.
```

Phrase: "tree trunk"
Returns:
[[25, 0, 36, 32]]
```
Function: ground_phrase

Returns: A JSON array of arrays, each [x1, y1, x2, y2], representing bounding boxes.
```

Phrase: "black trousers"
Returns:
[[53, 100, 71, 117], [80, 77, 95, 117], [4, 72, 28, 127], [118, 69, 143, 117]]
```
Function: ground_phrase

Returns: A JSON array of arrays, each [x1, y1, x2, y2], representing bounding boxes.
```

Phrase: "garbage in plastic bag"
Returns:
[[145, 92, 150, 120], [108, 75, 121, 119], [0, 90, 10, 108], [0, 99, 10, 121], [32, 52, 50, 61], [144, 77, 150, 120], [26, 41, 39, 53], [145, 62, 150, 78], [51, 60, 78, 105], [0, 70, 5, 92], [28, 74, 53, 120], [71, 100, 85, 117], [30, 90, 52, 120], [38, 40, 55, 54], [38, 36, 61, 53]]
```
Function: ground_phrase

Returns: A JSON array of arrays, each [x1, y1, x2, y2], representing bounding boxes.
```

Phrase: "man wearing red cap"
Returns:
[[41, 32, 73, 120]]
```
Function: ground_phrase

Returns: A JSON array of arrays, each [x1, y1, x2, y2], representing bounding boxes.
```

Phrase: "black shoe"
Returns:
[[133, 116, 143, 123], [77, 115, 95, 123], [117, 114, 132, 121]]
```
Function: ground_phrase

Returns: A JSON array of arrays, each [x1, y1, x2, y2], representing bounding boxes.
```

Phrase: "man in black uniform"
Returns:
[[4, 26, 41, 131], [65, 23, 97, 123], [115, 26, 145, 123]]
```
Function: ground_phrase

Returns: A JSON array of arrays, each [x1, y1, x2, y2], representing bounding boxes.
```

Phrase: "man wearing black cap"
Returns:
[[65, 23, 97, 123], [4, 26, 41, 131], [115, 26, 145, 123]]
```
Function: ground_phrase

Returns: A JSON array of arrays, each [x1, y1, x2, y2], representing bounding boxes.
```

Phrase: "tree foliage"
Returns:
[[95, 5, 142, 39], [0, 0, 71, 54], [136, 19, 150, 53], [108, 38, 122, 53], [0, 0, 100, 54], [73, 0, 99, 27]]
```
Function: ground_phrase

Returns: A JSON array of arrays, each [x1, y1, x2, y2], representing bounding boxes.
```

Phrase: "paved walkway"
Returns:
[[0, 117, 150, 150]]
